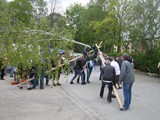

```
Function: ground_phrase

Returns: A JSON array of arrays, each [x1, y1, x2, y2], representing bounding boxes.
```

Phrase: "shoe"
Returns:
[[120, 107, 128, 111], [19, 86, 23, 89], [32, 86, 36, 89], [46, 84, 50, 86], [100, 95, 103, 98], [57, 83, 62, 86], [81, 82, 86, 85], [40, 87, 44, 89], [112, 94, 116, 98], [1, 78, 5, 80], [87, 81, 90, 83], [107, 100, 112, 103], [27, 87, 32, 90], [70, 81, 74, 84]]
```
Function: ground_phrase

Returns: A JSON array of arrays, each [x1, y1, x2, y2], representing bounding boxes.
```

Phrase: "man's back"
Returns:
[[102, 65, 115, 82]]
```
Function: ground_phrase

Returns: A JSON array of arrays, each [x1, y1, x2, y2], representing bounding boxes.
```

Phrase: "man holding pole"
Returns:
[[100, 59, 116, 103]]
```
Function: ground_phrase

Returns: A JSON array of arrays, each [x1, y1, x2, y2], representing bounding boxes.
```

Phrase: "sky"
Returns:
[[46, 0, 90, 14], [7, 0, 90, 14]]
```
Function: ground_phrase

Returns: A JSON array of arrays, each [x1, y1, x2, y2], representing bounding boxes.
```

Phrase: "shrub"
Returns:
[[133, 47, 160, 73]]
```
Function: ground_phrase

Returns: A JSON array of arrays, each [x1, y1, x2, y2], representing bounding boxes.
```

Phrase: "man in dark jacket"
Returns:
[[100, 60, 116, 103], [70, 56, 86, 85]]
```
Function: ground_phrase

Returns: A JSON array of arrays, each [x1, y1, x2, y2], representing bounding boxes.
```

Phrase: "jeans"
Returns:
[[123, 82, 133, 109], [45, 75, 49, 85], [33, 67, 38, 88], [99, 67, 104, 80], [87, 66, 93, 82], [71, 69, 84, 83], [10, 66, 15, 77], [40, 68, 45, 89]]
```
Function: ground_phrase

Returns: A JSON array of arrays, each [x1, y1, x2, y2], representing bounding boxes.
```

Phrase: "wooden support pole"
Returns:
[[95, 43, 123, 109]]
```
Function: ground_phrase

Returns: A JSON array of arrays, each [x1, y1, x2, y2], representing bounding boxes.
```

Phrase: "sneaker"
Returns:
[[46, 84, 50, 86], [70, 81, 74, 84], [40, 87, 44, 89]]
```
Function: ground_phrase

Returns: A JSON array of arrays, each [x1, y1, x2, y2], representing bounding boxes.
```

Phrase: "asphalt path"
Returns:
[[0, 67, 160, 120]]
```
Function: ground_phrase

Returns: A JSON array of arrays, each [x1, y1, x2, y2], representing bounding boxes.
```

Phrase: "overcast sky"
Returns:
[[46, 0, 90, 14], [7, 0, 90, 14]]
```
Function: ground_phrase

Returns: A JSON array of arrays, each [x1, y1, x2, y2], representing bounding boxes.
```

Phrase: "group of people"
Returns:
[[99, 53, 135, 111], [1, 48, 135, 111], [70, 52, 135, 111], [27, 57, 64, 90], [70, 51, 96, 85]]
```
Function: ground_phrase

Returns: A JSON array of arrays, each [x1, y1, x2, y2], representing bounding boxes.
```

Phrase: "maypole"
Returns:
[[16, 42, 101, 88]]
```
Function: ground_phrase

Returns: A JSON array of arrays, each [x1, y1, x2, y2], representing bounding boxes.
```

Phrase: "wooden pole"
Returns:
[[95, 43, 123, 109]]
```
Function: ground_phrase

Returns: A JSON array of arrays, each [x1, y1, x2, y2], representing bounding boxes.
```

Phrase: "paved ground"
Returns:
[[0, 67, 160, 120]]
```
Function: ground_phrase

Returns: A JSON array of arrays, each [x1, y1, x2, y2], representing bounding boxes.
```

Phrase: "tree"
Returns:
[[127, 0, 160, 52], [0, 0, 73, 79], [8, 0, 34, 27]]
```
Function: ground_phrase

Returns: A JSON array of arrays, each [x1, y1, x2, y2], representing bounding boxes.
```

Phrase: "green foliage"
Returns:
[[133, 47, 160, 73], [0, 0, 73, 79]]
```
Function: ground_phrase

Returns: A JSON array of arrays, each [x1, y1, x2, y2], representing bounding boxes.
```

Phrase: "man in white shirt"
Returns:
[[110, 57, 121, 89]]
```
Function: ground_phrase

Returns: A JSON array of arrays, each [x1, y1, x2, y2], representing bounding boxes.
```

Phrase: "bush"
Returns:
[[133, 48, 160, 73]]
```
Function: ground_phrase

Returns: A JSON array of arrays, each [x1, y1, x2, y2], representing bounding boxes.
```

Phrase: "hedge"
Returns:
[[133, 48, 160, 74]]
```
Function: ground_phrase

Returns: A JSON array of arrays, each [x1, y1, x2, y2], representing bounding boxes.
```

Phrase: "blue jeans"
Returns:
[[87, 67, 93, 81], [123, 82, 133, 109], [71, 69, 84, 83], [10, 66, 15, 77], [40, 68, 45, 89], [45, 75, 49, 85], [33, 67, 38, 88]]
